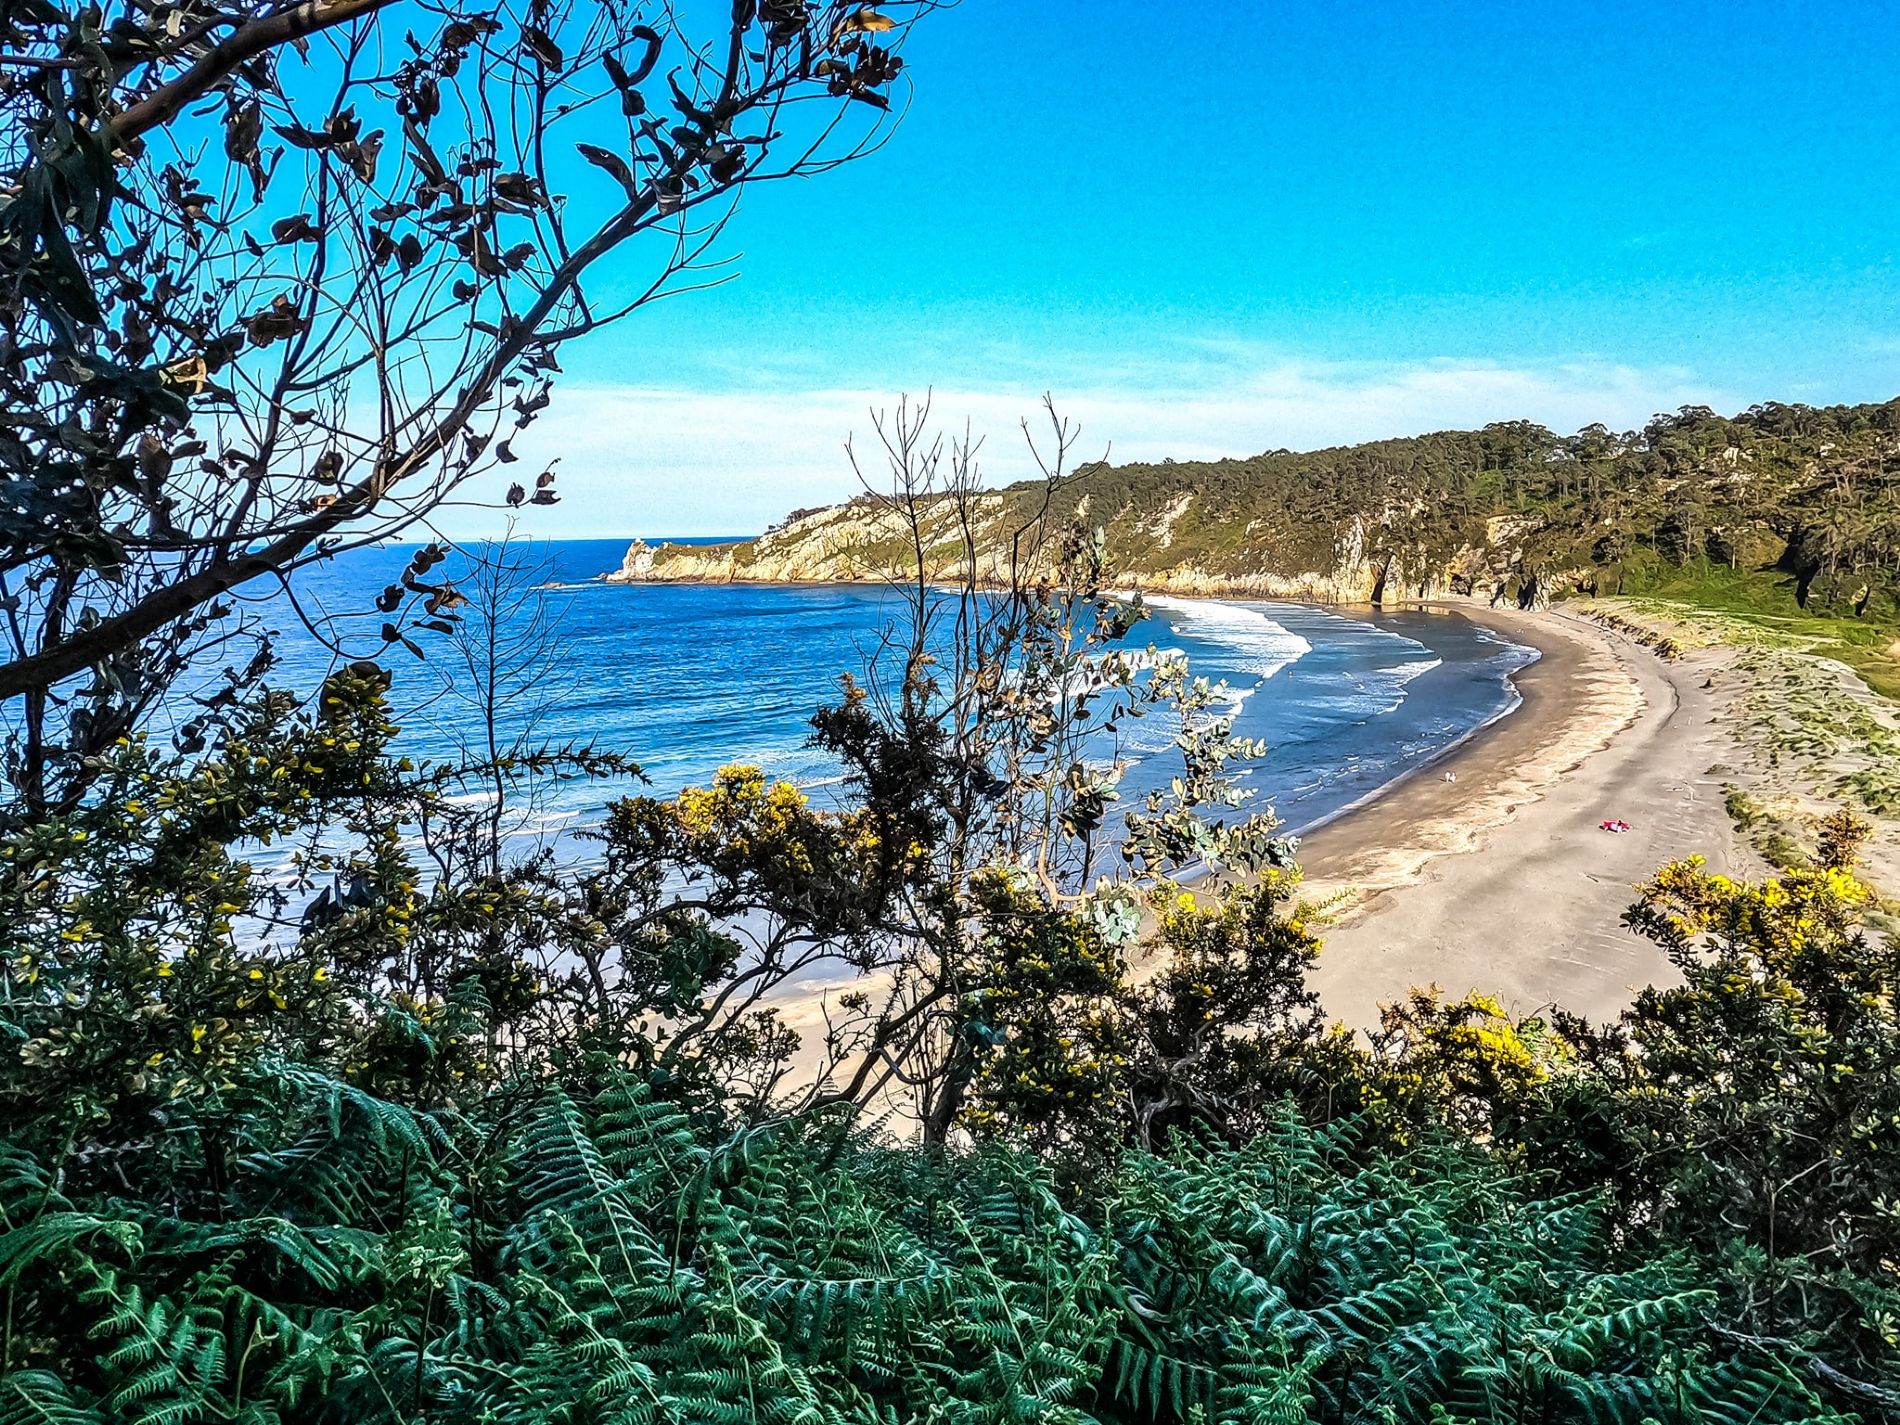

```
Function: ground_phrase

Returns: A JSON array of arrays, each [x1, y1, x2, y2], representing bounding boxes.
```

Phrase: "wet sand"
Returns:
[[1298, 602, 1747, 1028]]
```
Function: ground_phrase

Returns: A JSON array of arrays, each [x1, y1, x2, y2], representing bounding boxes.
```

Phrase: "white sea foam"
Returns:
[[1144, 596, 1313, 682], [1105, 599, 1313, 759]]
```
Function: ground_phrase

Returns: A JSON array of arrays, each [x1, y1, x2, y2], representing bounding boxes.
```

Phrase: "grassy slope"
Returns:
[[1591, 572, 1900, 925], [1606, 564, 1900, 699]]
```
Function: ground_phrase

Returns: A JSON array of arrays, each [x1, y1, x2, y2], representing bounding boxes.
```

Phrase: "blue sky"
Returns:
[[490, 0, 1900, 539]]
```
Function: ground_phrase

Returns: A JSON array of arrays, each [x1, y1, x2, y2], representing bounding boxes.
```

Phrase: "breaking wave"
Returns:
[[1142, 596, 1313, 681]]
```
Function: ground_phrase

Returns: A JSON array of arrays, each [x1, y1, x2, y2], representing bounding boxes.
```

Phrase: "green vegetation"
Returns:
[[1722, 784, 1811, 871], [3, 7, 1899, 1417], [671, 402, 1900, 658], [1607, 566, 1900, 699], [1061, 401, 1900, 622], [1723, 786, 1765, 829], [1693, 638, 1900, 828], [0, 1072, 1852, 1425], [2, 564, 1897, 1420], [1740, 657, 1900, 817]]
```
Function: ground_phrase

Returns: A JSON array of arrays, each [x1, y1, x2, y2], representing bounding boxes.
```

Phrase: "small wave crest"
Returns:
[[1110, 599, 1311, 759], [1385, 656, 1442, 685], [1326, 656, 1445, 720]]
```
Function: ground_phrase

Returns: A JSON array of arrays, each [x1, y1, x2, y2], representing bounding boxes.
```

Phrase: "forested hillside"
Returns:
[[622, 399, 1900, 618]]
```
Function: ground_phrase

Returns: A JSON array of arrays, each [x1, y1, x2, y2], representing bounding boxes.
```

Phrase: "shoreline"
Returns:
[[1293, 600, 1746, 1028], [1275, 605, 1537, 843], [1287, 600, 1597, 852], [615, 574, 1748, 1032], [761, 592, 1756, 1085]]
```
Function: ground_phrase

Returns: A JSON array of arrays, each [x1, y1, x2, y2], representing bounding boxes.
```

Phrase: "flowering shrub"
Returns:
[[1522, 850, 1900, 1396]]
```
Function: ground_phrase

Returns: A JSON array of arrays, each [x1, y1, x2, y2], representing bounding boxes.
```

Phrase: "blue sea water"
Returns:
[[259, 538, 1535, 843]]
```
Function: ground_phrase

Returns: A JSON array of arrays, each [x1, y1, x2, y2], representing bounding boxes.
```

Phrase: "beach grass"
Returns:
[[1580, 577, 1900, 894], [1603, 566, 1900, 698]]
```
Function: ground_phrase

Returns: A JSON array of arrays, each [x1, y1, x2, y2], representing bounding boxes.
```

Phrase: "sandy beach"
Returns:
[[1298, 601, 1748, 1028], [768, 597, 1755, 1069]]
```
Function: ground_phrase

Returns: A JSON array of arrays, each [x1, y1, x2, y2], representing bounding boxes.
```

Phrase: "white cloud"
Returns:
[[439, 352, 1741, 539]]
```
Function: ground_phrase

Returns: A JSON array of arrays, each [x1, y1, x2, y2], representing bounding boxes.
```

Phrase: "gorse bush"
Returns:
[[1513, 847, 1900, 1409]]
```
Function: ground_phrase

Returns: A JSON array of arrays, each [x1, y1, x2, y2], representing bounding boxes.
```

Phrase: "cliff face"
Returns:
[[608, 488, 1546, 604], [606, 399, 1900, 617]]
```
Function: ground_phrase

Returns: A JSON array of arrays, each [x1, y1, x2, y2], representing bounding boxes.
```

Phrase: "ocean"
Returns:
[[261, 538, 1537, 846]]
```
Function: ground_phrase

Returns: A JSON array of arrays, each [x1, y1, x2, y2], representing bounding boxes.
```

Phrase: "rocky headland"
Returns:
[[606, 399, 1900, 620], [608, 497, 1560, 607]]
